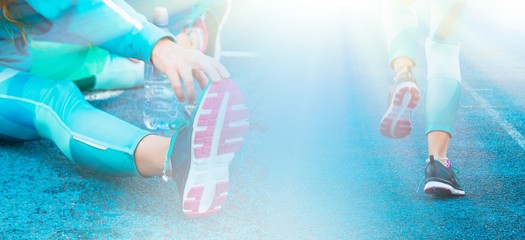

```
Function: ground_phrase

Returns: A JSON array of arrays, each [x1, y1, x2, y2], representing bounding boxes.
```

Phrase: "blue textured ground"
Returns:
[[2, 1, 525, 239]]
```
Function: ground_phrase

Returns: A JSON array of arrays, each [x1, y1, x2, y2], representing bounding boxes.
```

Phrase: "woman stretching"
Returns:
[[0, 0, 249, 218]]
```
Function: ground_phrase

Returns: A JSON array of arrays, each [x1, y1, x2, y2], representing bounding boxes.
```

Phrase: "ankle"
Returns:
[[392, 60, 415, 84], [393, 66, 414, 83], [134, 135, 170, 177], [429, 155, 450, 167], [394, 65, 412, 76], [392, 57, 414, 74]]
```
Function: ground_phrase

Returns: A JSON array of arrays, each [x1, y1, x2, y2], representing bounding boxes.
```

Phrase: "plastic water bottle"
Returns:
[[143, 7, 185, 131]]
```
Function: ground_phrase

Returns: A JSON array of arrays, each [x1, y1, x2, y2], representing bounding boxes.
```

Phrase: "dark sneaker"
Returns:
[[379, 67, 420, 138], [423, 155, 465, 196], [166, 79, 250, 218]]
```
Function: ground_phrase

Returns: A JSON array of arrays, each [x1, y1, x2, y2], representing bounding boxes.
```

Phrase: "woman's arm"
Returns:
[[26, 0, 169, 62], [26, 0, 230, 103]]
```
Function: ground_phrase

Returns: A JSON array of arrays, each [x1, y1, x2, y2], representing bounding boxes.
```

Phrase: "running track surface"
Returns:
[[1, 1, 525, 238]]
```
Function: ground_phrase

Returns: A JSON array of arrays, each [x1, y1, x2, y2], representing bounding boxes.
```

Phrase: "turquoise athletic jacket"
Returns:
[[0, 0, 170, 70]]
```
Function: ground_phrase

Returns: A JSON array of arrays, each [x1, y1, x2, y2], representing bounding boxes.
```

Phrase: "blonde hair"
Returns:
[[1, 0, 29, 43]]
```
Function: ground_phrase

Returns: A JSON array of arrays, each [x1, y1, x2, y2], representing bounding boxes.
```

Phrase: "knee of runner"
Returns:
[[44, 80, 87, 112]]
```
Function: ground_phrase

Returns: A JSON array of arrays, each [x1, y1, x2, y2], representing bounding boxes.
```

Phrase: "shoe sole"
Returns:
[[379, 81, 420, 138], [182, 79, 249, 218], [424, 181, 465, 196]]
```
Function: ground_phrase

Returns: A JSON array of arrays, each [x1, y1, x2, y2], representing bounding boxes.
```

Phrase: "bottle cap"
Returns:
[[153, 7, 169, 27]]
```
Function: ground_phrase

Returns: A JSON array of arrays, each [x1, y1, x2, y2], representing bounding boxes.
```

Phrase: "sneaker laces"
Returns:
[[162, 118, 190, 182]]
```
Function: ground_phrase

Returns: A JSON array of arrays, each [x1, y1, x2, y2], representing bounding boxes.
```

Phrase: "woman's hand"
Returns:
[[150, 38, 229, 104]]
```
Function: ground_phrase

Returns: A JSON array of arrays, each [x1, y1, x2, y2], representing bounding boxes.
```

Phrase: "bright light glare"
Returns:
[[255, 0, 382, 19], [469, 1, 525, 32]]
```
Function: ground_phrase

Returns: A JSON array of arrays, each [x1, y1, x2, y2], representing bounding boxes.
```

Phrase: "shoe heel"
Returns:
[[379, 82, 420, 139]]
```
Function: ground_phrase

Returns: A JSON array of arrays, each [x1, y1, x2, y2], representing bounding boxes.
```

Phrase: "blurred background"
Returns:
[[2, 0, 525, 238]]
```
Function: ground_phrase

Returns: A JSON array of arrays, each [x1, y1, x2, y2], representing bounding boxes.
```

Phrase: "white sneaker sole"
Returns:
[[379, 81, 420, 138], [424, 181, 465, 196], [182, 79, 249, 218]]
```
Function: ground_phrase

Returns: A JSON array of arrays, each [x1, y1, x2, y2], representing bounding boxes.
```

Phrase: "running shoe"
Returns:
[[379, 67, 420, 138], [423, 155, 465, 196], [201, 0, 230, 59], [165, 79, 249, 218], [181, 0, 230, 59]]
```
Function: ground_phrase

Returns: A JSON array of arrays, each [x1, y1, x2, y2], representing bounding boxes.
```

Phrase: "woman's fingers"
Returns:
[[179, 66, 195, 104], [199, 60, 222, 82], [165, 68, 185, 102], [194, 70, 209, 89], [151, 39, 231, 102], [209, 57, 230, 79]]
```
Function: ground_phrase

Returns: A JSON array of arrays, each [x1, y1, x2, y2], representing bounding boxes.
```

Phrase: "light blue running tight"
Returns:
[[383, 0, 468, 135], [0, 67, 150, 175], [0, 0, 227, 176]]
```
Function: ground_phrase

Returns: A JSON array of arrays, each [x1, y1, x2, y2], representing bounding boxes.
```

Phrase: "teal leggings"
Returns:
[[0, 1, 228, 176], [383, 0, 468, 135], [0, 67, 150, 175]]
